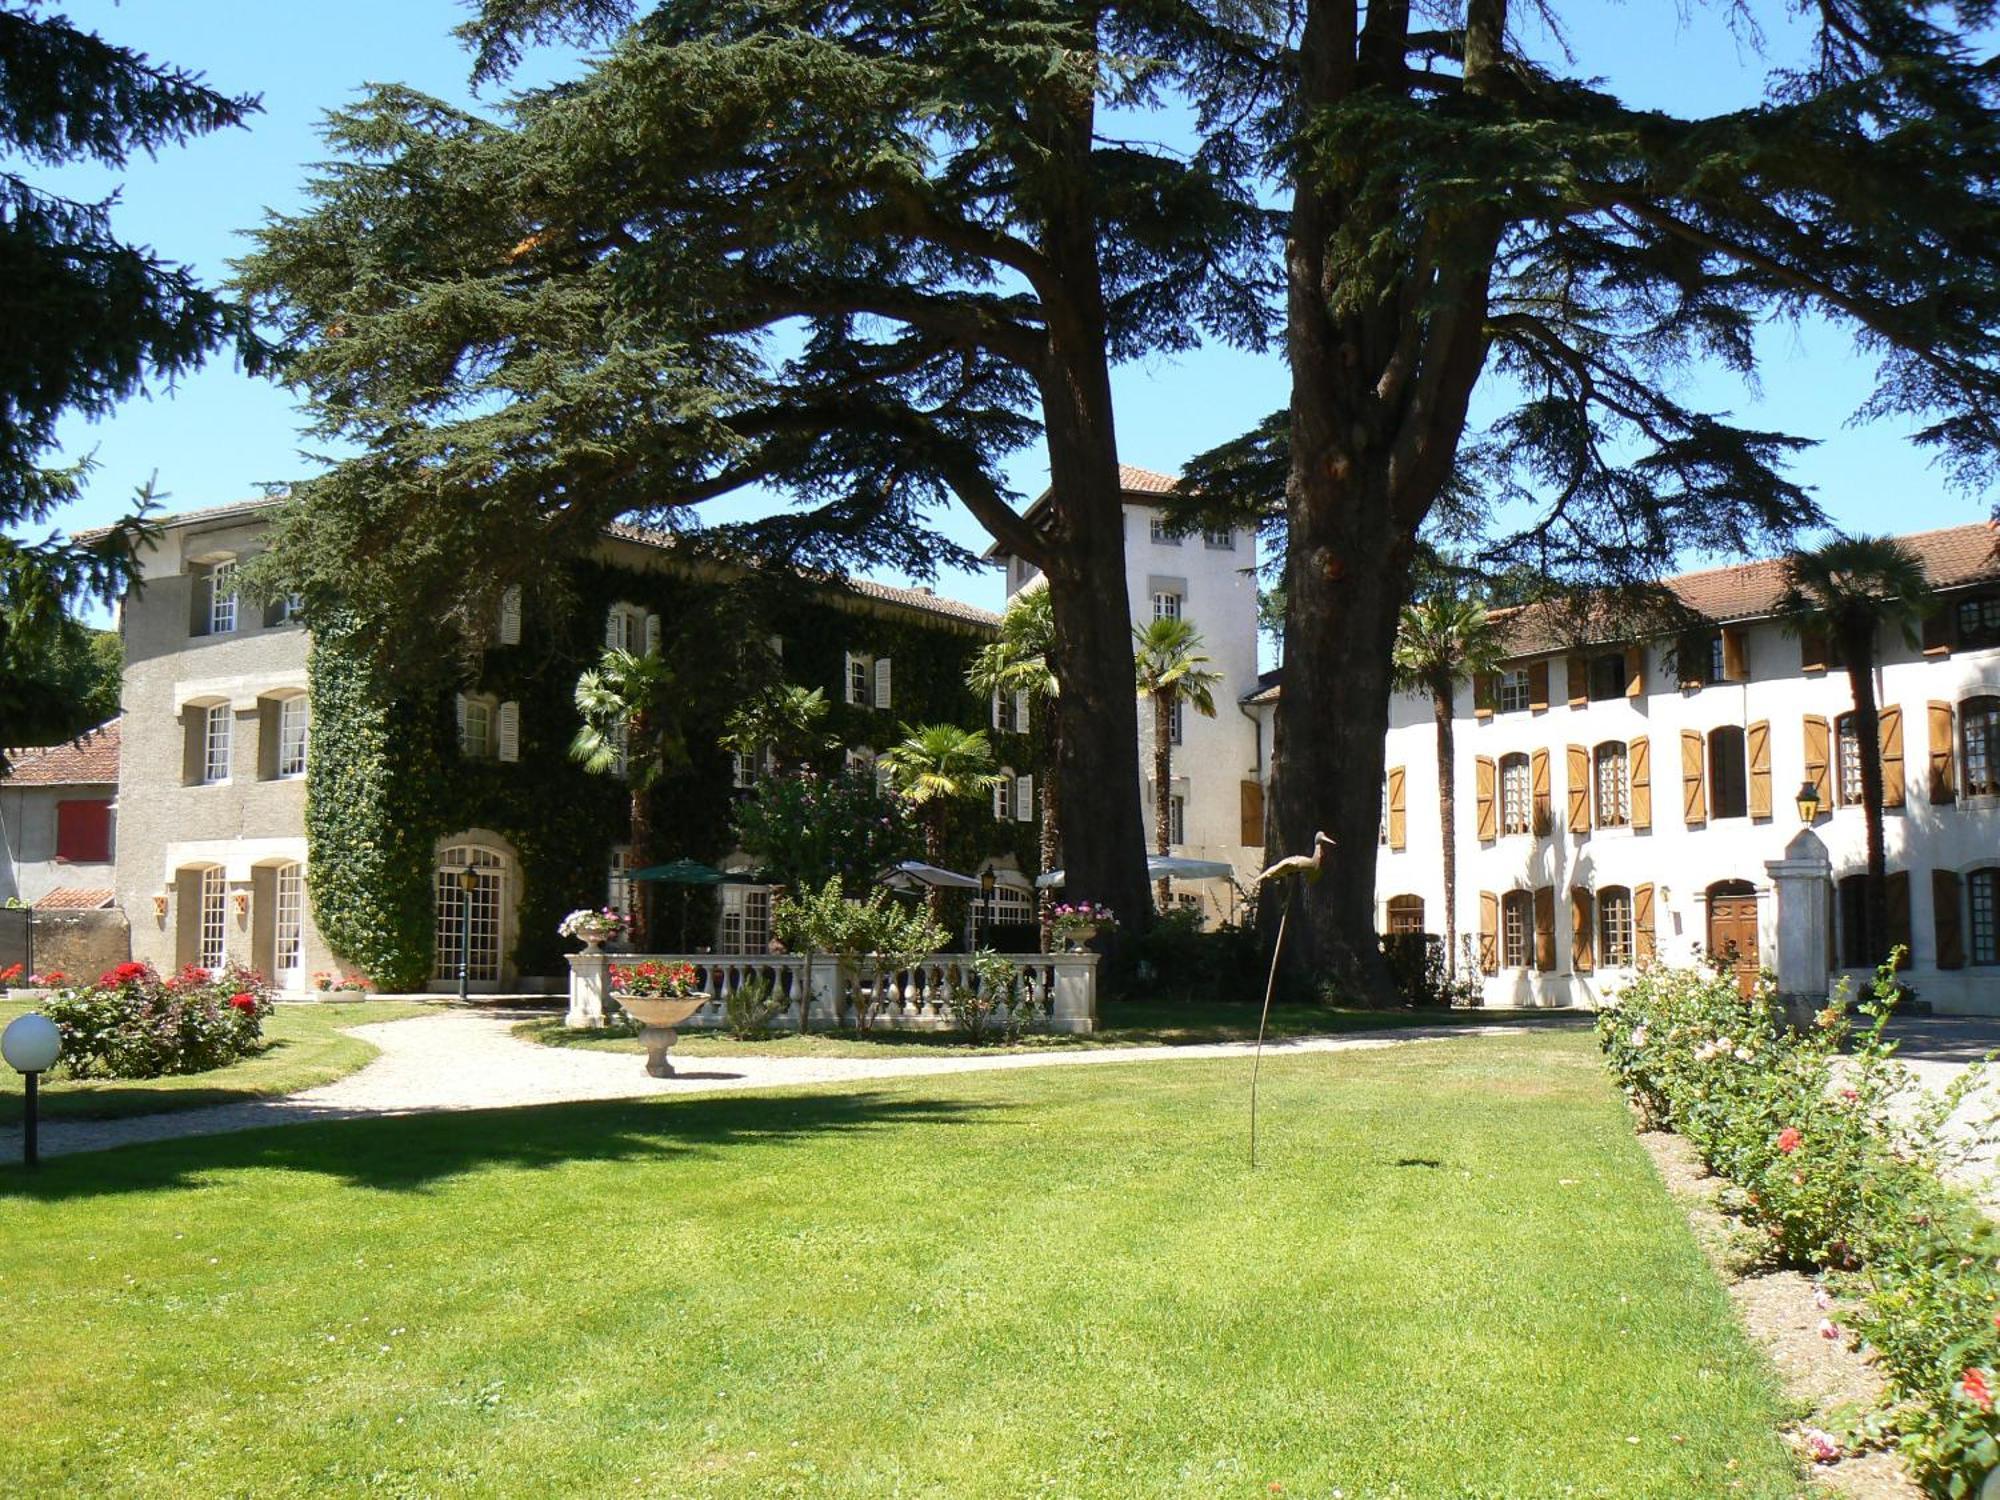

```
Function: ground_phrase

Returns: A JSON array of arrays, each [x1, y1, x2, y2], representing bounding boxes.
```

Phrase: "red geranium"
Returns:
[[39, 970, 65, 985], [0, 962, 21, 985], [103, 961, 148, 985], [1963, 1368, 1993, 1412], [1776, 1127, 1802, 1155], [229, 992, 258, 1013]]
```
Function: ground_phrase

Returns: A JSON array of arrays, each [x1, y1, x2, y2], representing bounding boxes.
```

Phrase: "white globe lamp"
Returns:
[[2, 1012, 61, 1167]]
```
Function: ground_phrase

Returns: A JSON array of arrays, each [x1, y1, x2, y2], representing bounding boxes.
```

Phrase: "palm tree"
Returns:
[[967, 589, 1062, 928], [877, 723, 1003, 921], [1779, 535, 1934, 966], [572, 647, 684, 946], [1132, 616, 1221, 911], [1392, 594, 1502, 977], [720, 683, 838, 776]]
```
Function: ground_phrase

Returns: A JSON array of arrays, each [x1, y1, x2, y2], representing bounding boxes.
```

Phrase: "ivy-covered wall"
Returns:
[[306, 552, 1033, 988]]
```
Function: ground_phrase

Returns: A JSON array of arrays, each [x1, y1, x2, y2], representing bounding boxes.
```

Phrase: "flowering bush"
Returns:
[[945, 949, 1044, 1045], [311, 971, 372, 993], [609, 960, 701, 998], [40, 961, 276, 1078], [558, 907, 628, 944], [1599, 956, 2000, 1491], [1050, 902, 1116, 943]]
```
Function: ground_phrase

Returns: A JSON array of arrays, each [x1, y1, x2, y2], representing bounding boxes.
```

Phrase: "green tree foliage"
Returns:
[[720, 685, 839, 776], [1131, 616, 1220, 908], [1778, 534, 1935, 964], [571, 646, 683, 944], [1189, 3, 2000, 992], [878, 722, 1002, 918], [731, 770, 917, 897], [966, 588, 1061, 900], [0, 8, 258, 765], [1, 614, 119, 747]]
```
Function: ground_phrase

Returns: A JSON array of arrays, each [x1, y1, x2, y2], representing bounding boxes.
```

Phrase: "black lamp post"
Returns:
[[979, 869, 997, 944], [3, 1013, 61, 1167], [456, 864, 479, 1002], [1796, 779, 1822, 824]]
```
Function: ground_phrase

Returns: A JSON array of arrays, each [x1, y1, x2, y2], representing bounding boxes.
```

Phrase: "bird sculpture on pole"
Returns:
[[1249, 832, 1335, 1168]]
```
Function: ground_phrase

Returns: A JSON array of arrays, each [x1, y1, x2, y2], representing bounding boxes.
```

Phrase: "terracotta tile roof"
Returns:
[[74, 497, 277, 543], [1114, 464, 1182, 496], [32, 887, 114, 911], [2, 720, 120, 786]]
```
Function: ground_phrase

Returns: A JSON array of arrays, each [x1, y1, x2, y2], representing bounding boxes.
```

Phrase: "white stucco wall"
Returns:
[[0, 783, 116, 905]]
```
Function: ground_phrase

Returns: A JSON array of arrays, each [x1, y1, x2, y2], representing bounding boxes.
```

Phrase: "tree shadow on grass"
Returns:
[[0, 1089, 1002, 1202], [0, 1038, 321, 1126]]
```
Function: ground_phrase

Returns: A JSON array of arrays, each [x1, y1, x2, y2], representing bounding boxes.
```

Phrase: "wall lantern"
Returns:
[[1796, 779, 1822, 824], [233, 891, 251, 919], [2, 1013, 61, 1167], [152, 892, 169, 920]]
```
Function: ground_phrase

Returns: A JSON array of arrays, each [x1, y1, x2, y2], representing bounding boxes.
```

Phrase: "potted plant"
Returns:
[[1050, 902, 1117, 952], [559, 907, 629, 951], [609, 960, 710, 1076]]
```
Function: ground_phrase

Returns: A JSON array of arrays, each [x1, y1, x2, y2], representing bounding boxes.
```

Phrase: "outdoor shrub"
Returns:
[[42, 961, 275, 1079], [945, 950, 1042, 1044], [1125, 908, 1261, 1003], [724, 974, 786, 1039], [1377, 933, 1483, 1008]]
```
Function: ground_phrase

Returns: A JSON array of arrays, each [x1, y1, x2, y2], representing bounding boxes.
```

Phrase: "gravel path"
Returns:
[[4, 1011, 1551, 1161]]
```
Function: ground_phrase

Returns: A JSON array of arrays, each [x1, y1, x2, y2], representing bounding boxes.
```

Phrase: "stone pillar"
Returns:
[[1765, 827, 1833, 1028], [1048, 953, 1098, 1034], [566, 950, 609, 1029]]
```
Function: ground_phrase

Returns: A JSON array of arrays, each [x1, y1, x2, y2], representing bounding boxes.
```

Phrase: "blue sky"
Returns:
[[27, 1, 1991, 626]]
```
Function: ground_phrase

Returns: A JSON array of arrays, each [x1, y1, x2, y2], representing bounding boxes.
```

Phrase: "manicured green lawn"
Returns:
[[0, 999, 435, 1123], [518, 996, 1534, 1059], [0, 1031, 1802, 1496]]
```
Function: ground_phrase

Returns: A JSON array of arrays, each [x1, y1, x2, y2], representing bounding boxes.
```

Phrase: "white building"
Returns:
[[990, 466, 1268, 923], [1248, 520, 2000, 1013]]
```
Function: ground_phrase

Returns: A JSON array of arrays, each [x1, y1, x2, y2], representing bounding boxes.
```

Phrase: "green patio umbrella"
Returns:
[[630, 859, 724, 951]]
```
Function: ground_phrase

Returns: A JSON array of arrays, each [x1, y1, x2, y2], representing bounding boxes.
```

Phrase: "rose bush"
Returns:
[[41, 960, 276, 1078]]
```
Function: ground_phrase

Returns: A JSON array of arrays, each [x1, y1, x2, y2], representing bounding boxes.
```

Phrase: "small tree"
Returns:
[[732, 770, 916, 896], [719, 685, 839, 776], [877, 724, 1002, 922], [966, 589, 1061, 928], [1392, 594, 1502, 977], [770, 876, 852, 1036], [1779, 536, 1934, 965], [1132, 617, 1221, 910], [570, 647, 682, 945]]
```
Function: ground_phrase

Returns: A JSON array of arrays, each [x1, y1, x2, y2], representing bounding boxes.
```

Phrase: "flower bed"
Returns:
[[40, 961, 276, 1079], [1597, 958, 2000, 1493]]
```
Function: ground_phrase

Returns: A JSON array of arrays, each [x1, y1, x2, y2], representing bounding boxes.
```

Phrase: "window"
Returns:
[[54, 800, 111, 863], [1497, 669, 1532, 714], [1593, 742, 1629, 828], [434, 847, 505, 982], [1972, 870, 1999, 965], [847, 653, 872, 706], [606, 603, 645, 653], [1708, 635, 1727, 684], [1499, 753, 1532, 835], [607, 846, 633, 925], [1202, 527, 1234, 551], [265, 593, 304, 628], [277, 696, 309, 778], [1169, 701, 1184, 746], [1170, 792, 1187, 845], [1964, 697, 2000, 797], [1501, 891, 1532, 968], [274, 862, 304, 986], [1152, 590, 1182, 621], [1598, 887, 1635, 967], [994, 772, 1013, 822], [1379, 778, 1389, 845], [202, 704, 232, 784], [971, 883, 1034, 937], [732, 749, 762, 789], [199, 866, 227, 971], [1589, 652, 1626, 701], [1958, 596, 2000, 646], [206, 560, 238, 635], [1839, 875, 1871, 967], [459, 696, 494, 759], [1836, 714, 1865, 806], [719, 885, 772, 955], [1149, 515, 1181, 546], [1385, 894, 1424, 935], [993, 688, 1017, 733], [1709, 725, 1748, 819]]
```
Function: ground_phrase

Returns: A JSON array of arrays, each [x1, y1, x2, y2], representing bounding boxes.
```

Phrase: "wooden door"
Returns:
[[1707, 885, 1760, 998]]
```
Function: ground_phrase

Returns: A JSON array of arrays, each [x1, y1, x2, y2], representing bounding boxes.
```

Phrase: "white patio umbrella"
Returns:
[[1035, 854, 1238, 889], [877, 860, 983, 893]]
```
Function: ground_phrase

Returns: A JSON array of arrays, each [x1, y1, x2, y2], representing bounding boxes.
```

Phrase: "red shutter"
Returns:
[[55, 799, 112, 863]]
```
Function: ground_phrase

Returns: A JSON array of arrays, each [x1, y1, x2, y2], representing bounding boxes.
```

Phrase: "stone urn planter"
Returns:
[[1060, 923, 1098, 953], [614, 992, 710, 1077]]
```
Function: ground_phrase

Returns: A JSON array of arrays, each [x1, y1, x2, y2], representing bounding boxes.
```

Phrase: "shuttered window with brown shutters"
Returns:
[[1624, 645, 1646, 698], [1479, 891, 1500, 973], [1571, 888, 1595, 973], [1630, 735, 1652, 829], [1681, 730, 1707, 827], [1634, 884, 1657, 963], [1879, 705, 1906, 809], [1747, 720, 1772, 818], [1888, 870, 1913, 968], [1929, 702, 1956, 804], [1528, 659, 1550, 713], [1567, 654, 1589, 708], [1530, 748, 1552, 834], [1475, 756, 1498, 841], [1239, 779, 1265, 846], [1532, 886, 1556, 972], [1386, 766, 1407, 851], [1722, 627, 1749, 682], [1803, 715, 1832, 812], [1935, 869, 1966, 969], [1566, 744, 1590, 832]]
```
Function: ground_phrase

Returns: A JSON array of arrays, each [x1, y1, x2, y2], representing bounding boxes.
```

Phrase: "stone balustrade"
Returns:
[[565, 949, 1097, 1035]]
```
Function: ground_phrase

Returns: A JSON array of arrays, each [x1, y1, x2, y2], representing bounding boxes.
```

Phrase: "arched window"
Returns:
[[1593, 741, 1629, 828], [1963, 696, 2000, 798], [1838, 874, 1870, 968], [1386, 894, 1425, 935], [1597, 886, 1635, 967], [197, 865, 226, 971], [434, 846, 507, 983], [1835, 713, 1865, 807], [1971, 869, 1999, 966], [1501, 890, 1533, 968], [272, 861, 305, 991], [1499, 753, 1532, 835], [1708, 725, 1748, 819]]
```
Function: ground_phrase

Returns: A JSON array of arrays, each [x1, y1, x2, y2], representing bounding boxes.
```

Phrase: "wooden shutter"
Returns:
[[1565, 744, 1590, 832], [1386, 766, 1407, 850], [1879, 705, 1905, 809], [1566, 654, 1588, 708], [1922, 608, 1955, 657], [1929, 701, 1957, 803], [1015, 774, 1034, 822], [993, 780, 1006, 821], [1803, 714, 1832, 812], [497, 701, 520, 763], [1624, 645, 1645, 698], [874, 657, 892, 709], [1533, 887, 1556, 972], [1722, 627, 1749, 682], [1634, 884, 1657, 964], [1528, 660, 1550, 712], [1473, 672, 1497, 721], [454, 693, 468, 745], [990, 688, 1003, 730], [497, 585, 522, 645], [1887, 871, 1912, 968], [1478, 891, 1499, 974], [1680, 730, 1707, 828], [643, 612, 662, 656], [1629, 736, 1652, 830], [1747, 720, 1772, 818], [1935, 869, 1966, 969], [604, 607, 622, 650], [1531, 749, 1552, 833], [1800, 625, 1828, 673], [1475, 756, 1497, 841], [1571, 888, 1596, 974], [1239, 779, 1265, 847]]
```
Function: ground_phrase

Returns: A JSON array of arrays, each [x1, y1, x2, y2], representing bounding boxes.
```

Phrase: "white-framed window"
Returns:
[[994, 770, 1013, 822], [1963, 696, 2000, 797], [1959, 597, 2000, 645], [733, 748, 762, 789], [199, 866, 227, 971], [1169, 792, 1186, 845], [1169, 700, 1184, 746], [993, 687, 1017, 733], [1498, 669, 1532, 714], [1149, 515, 1181, 546], [206, 559, 238, 635], [459, 695, 495, 759], [277, 695, 309, 779], [1972, 869, 1999, 965], [434, 846, 505, 983], [1593, 741, 1629, 828], [1598, 887, 1635, 967], [1836, 713, 1865, 806], [202, 703, 233, 784], [846, 651, 872, 706], [265, 592, 304, 628], [971, 883, 1034, 937], [1151, 590, 1182, 621], [1202, 527, 1234, 551], [1501, 890, 1532, 968], [1708, 635, 1728, 684], [1499, 753, 1531, 836], [274, 862, 304, 985], [843, 745, 875, 780], [719, 884, 772, 955], [605, 603, 645, 653], [607, 845, 634, 924]]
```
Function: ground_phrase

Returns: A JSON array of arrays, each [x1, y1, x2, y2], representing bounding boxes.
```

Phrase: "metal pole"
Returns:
[[23, 1071, 38, 1168], [459, 886, 472, 1004]]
